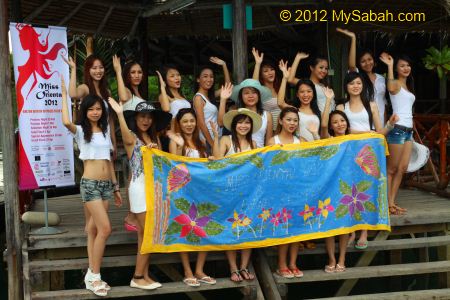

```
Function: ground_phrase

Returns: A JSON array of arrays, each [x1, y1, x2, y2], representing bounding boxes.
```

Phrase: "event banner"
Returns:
[[10, 23, 74, 190], [142, 133, 390, 253]]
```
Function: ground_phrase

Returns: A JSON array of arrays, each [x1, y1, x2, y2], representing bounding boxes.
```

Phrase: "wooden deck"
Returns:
[[23, 188, 450, 299]]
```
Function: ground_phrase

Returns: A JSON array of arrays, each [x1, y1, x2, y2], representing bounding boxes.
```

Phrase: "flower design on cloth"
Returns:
[[227, 211, 256, 239], [174, 203, 209, 238], [167, 163, 191, 193], [281, 208, 292, 223], [299, 204, 316, 222], [339, 184, 370, 217], [258, 208, 272, 221], [316, 198, 334, 218], [270, 211, 282, 226]]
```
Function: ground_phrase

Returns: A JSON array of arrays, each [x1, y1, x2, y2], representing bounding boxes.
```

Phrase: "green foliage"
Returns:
[[339, 179, 352, 195], [205, 154, 263, 169], [205, 221, 225, 236], [197, 203, 219, 217], [353, 211, 362, 221], [174, 198, 190, 214], [205, 161, 228, 170], [270, 151, 293, 166], [270, 145, 339, 166], [164, 236, 176, 245], [364, 201, 377, 212], [166, 222, 182, 235], [357, 180, 372, 193], [186, 232, 201, 244], [422, 46, 450, 79], [335, 204, 349, 218]]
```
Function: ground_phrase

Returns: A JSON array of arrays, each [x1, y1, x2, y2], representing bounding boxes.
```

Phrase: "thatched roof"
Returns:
[[9, 0, 450, 39]]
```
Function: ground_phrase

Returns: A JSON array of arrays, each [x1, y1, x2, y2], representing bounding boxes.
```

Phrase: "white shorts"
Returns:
[[128, 173, 146, 214]]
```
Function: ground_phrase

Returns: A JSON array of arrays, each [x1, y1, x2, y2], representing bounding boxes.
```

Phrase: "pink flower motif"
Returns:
[[270, 211, 283, 227], [174, 203, 210, 238], [339, 184, 370, 217], [281, 208, 292, 223]]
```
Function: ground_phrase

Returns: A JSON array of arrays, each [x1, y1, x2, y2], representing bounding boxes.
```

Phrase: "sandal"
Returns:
[[183, 277, 200, 287], [239, 268, 255, 281], [355, 239, 368, 250], [130, 275, 160, 290], [304, 241, 316, 249], [336, 264, 346, 272], [85, 273, 108, 297], [230, 270, 243, 283], [276, 268, 294, 278], [197, 276, 216, 285], [289, 267, 304, 278], [324, 265, 335, 273], [124, 221, 138, 232], [85, 269, 110, 291], [389, 205, 403, 216]]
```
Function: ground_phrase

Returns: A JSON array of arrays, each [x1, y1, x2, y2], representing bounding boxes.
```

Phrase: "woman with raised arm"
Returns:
[[167, 108, 216, 287], [251, 47, 282, 132], [193, 57, 230, 148], [336, 28, 388, 125], [213, 101, 262, 282], [218, 79, 273, 148], [287, 52, 335, 114], [380, 52, 415, 215], [61, 77, 122, 297], [108, 98, 171, 290]]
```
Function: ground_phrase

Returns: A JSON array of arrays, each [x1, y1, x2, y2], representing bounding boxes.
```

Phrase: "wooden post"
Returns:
[[232, 0, 247, 83], [86, 35, 93, 56], [138, 17, 149, 100], [0, 0, 23, 299]]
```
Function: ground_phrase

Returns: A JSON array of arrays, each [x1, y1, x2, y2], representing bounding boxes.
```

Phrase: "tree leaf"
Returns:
[[174, 198, 190, 214], [197, 202, 219, 217], [357, 180, 372, 192], [166, 222, 182, 235], [204, 221, 225, 236], [335, 205, 349, 219], [186, 232, 201, 244], [339, 179, 352, 195], [364, 201, 377, 212], [353, 211, 362, 221]]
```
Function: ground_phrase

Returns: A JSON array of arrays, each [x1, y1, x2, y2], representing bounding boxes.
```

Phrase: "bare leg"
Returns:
[[277, 244, 289, 271], [84, 206, 96, 270], [239, 249, 254, 280], [337, 234, 349, 267], [387, 143, 404, 212], [134, 212, 156, 284], [288, 243, 300, 269], [180, 252, 194, 278], [325, 237, 336, 267], [390, 141, 413, 210], [226, 250, 242, 282]]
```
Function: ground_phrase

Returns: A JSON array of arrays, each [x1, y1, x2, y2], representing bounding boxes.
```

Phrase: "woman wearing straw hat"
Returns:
[[212, 99, 262, 282], [108, 99, 171, 290], [218, 79, 273, 148]]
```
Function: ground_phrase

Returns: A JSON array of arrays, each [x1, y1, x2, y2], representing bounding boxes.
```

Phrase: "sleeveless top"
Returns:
[[194, 93, 221, 140], [122, 94, 145, 111], [169, 98, 191, 119], [225, 136, 252, 156], [298, 111, 320, 142], [315, 83, 335, 114], [344, 102, 371, 132], [129, 133, 145, 181], [373, 74, 387, 125], [252, 111, 268, 148], [73, 125, 111, 161], [262, 97, 281, 132], [274, 135, 300, 145], [186, 147, 201, 158], [389, 87, 415, 128]]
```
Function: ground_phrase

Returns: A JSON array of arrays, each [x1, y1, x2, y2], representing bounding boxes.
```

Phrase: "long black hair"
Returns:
[[343, 72, 374, 129], [356, 49, 376, 101], [194, 65, 216, 104], [158, 64, 185, 99], [238, 87, 264, 115], [308, 55, 329, 86], [295, 79, 322, 124], [259, 60, 281, 93], [174, 108, 207, 158], [230, 114, 255, 153], [126, 112, 158, 145], [77, 94, 108, 143], [328, 110, 351, 136], [276, 106, 299, 134], [122, 60, 145, 98]]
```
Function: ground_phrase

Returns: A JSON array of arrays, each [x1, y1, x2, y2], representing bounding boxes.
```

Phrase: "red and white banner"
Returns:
[[10, 23, 74, 190]]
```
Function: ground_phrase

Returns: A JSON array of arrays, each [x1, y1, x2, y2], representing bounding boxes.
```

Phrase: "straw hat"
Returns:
[[222, 108, 262, 133], [123, 101, 172, 131], [230, 79, 273, 104], [407, 141, 430, 173]]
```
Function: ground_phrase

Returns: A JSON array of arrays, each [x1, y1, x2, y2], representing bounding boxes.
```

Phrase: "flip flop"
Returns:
[[239, 268, 255, 281], [276, 268, 294, 278], [230, 270, 242, 283], [183, 277, 200, 287], [324, 265, 335, 273], [335, 264, 346, 272], [355, 239, 368, 250], [197, 276, 216, 285], [289, 267, 304, 278]]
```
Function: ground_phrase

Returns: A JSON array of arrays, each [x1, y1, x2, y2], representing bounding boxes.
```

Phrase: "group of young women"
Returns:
[[60, 27, 416, 296]]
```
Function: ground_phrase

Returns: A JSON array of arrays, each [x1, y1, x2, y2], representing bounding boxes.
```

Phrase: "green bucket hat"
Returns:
[[230, 79, 273, 104]]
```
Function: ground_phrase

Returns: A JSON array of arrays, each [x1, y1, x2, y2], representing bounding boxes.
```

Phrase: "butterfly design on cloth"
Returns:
[[167, 163, 191, 193], [355, 145, 380, 178]]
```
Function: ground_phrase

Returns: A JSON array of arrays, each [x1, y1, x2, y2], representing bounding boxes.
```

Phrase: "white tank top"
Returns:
[[169, 98, 191, 119], [252, 111, 268, 148], [373, 73, 387, 125], [262, 97, 281, 132], [194, 93, 220, 140], [122, 94, 145, 111], [315, 83, 335, 114], [225, 135, 252, 156], [186, 147, 200, 158], [344, 102, 371, 132], [274, 135, 300, 145], [298, 111, 320, 142], [389, 87, 415, 128]]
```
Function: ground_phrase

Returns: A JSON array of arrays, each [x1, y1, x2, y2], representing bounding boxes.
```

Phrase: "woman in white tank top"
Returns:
[[380, 53, 416, 216], [193, 58, 231, 147], [167, 108, 215, 287]]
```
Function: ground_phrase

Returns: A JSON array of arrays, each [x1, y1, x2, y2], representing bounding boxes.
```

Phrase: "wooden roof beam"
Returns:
[[66, 0, 144, 11], [96, 6, 114, 36], [142, 0, 196, 18], [24, 0, 53, 23], [187, 0, 318, 10], [58, 2, 84, 26]]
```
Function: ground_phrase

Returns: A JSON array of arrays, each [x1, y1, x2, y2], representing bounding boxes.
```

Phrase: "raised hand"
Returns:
[[210, 56, 226, 66], [252, 47, 264, 64], [220, 82, 233, 101], [323, 87, 335, 99], [107, 97, 123, 114], [209, 120, 219, 139], [167, 130, 184, 147], [112, 54, 121, 73], [156, 70, 166, 89], [295, 52, 309, 61], [278, 60, 291, 79], [336, 28, 356, 39], [61, 55, 76, 69], [306, 121, 319, 134], [379, 52, 394, 66]]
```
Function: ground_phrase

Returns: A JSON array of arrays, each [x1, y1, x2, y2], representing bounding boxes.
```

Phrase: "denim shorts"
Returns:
[[80, 178, 113, 202], [386, 126, 413, 145]]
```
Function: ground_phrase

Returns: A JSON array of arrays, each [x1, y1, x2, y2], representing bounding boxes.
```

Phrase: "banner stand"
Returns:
[[30, 186, 66, 235]]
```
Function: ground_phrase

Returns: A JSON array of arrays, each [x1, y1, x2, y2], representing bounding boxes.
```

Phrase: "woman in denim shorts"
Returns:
[[380, 53, 415, 215], [61, 77, 122, 297]]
